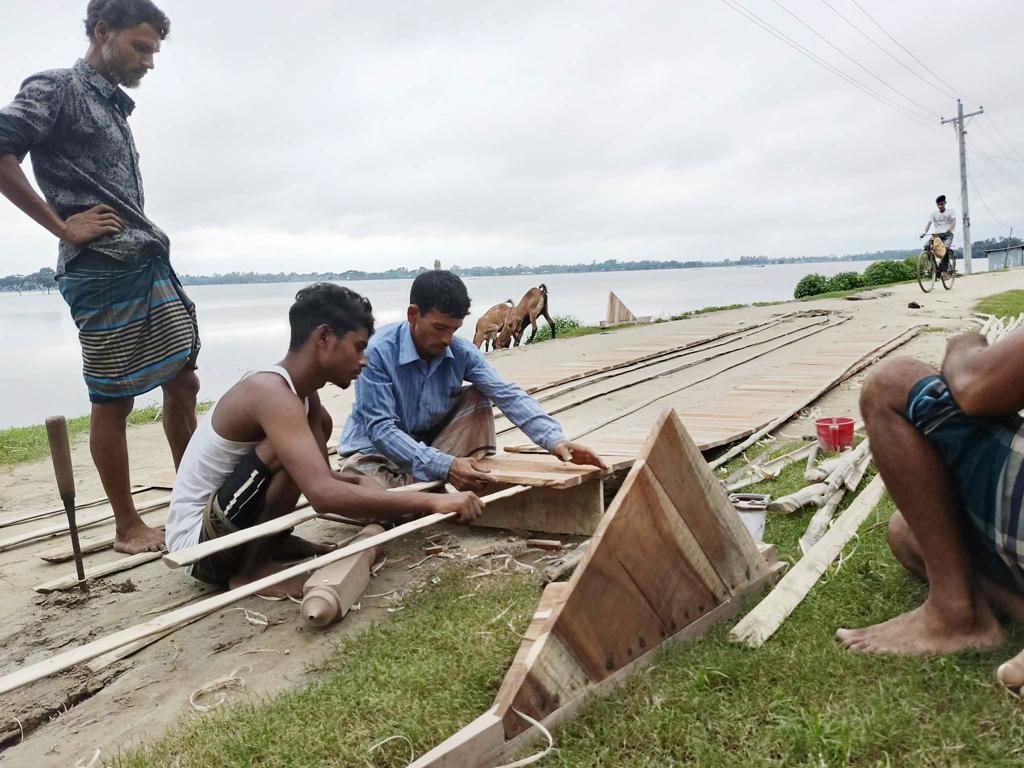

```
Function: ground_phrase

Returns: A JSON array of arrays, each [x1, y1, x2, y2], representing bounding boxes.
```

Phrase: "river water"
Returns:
[[0, 260, 988, 428]]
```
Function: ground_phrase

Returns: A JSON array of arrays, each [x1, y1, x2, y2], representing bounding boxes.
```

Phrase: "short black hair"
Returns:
[[288, 283, 374, 351], [936, 195, 947, 204], [410, 270, 471, 319], [85, 0, 170, 40]]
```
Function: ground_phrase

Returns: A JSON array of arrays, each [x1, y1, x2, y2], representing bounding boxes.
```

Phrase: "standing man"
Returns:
[[921, 194, 957, 274], [339, 270, 606, 491], [0, 1, 197, 554]]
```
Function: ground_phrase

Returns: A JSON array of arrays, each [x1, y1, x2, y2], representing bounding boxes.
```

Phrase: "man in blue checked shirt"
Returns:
[[339, 271, 606, 492]]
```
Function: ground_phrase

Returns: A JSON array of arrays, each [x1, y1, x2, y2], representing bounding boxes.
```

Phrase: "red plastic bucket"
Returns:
[[815, 417, 855, 452]]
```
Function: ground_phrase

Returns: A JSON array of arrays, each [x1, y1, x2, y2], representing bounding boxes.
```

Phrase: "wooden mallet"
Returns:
[[45, 416, 88, 593]]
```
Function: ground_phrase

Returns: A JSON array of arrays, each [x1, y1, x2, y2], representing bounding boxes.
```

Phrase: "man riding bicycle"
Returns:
[[921, 194, 956, 275]]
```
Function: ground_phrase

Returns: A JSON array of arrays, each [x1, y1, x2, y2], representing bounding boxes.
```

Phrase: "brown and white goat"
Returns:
[[473, 300, 514, 351], [495, 284, 554, 348]]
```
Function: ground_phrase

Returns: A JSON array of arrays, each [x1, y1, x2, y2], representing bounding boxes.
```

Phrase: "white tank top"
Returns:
[[166, 366, 308, 558]]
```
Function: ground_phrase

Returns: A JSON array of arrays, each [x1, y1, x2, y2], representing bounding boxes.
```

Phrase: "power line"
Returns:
[[969, 150, 1024, 199], [819, 0, 955, 101], [971, 124, 1024, 187], [769, 0, 941, 119], [968, 175, 1012, 231], [972, 153, 1024, 212], [715, 0, 946, 137], [845, 0, 966, 100], [987, 116, 1024, 162]]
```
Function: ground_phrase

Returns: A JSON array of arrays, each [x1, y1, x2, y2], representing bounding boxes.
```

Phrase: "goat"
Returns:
[[495, 284, 554, 348], [473, 300, 514, 351]]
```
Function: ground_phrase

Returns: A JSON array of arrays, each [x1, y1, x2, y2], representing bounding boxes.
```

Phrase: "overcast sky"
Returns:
[[1, 0, 1022, 275]]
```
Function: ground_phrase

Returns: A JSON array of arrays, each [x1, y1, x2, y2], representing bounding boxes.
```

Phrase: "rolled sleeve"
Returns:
[[0, 72, 68, 160], [358, 357, 455, 482], [463, 345, 566, 451]]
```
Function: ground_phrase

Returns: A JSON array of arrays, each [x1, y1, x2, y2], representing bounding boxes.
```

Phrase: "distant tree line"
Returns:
[[0, 267, 56, 294], [3, 236, 1020, 292]]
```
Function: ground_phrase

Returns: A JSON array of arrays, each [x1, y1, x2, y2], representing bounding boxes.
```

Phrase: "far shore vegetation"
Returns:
[[4, 239, 1016, 292]]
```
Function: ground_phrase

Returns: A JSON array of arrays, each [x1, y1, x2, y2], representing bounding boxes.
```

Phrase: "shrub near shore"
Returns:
[[794, 257, 917, 299]]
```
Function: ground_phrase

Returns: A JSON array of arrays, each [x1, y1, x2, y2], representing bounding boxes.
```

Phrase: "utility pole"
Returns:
[[941, 99, 984, 274]]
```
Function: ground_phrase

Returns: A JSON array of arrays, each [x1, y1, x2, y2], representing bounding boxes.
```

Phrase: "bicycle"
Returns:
[[916, 234, 956, 293]]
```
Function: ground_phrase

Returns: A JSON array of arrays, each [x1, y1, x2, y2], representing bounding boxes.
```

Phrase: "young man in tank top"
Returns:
[[166, 283, 483, 598]]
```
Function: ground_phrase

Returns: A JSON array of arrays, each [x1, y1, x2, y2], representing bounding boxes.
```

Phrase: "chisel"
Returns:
[[45, 415, 88, 593]]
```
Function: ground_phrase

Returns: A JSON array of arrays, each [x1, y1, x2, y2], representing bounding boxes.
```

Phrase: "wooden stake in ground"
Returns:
[[729, 475, 886, 648], [0, 485, 530, 696]]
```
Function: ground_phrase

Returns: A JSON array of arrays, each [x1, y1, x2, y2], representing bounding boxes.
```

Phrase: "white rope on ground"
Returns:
[[189, 665, 252, 712], [8, 716, 23, 743], [227, 607, 271, 627], [492, 708, 555, 768], [367, 733, 415, 765], [74, 748, 101, 768]]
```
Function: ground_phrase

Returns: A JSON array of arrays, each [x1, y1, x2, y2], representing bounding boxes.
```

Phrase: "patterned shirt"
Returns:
[[0, 59, 169, 276], [340, 322, 567, 481]]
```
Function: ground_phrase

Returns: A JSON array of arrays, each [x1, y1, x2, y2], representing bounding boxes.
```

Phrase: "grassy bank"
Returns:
[[0, 402, 212, 468], [114, 443, 1024, 767], [530, 302, 786, 344], [976, 289, 1024, 318]]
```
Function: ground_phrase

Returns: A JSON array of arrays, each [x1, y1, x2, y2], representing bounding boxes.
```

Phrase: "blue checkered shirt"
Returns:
[[339, 322, 566, 481]]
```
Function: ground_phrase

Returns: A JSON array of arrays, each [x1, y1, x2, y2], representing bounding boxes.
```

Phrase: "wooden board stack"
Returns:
[[410, 411, 783, 767]]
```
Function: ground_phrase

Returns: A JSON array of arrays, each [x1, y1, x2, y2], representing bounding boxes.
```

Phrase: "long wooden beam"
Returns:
[[0, 485, 530, 696], [35, 551, 164, 593], [495, 317, 823, 435], [520, 317, 788, 407], [517, 315, 788, 399], [708, 327, 920, 470], [163, 479, 442, 570], [729, 475, 886, 648], [564, 317, 845, 442], [0, 496, 171, 553], [0, 485, 165, 530]]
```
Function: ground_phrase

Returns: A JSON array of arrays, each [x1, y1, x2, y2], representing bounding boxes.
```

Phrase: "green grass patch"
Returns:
[[0, 401, 212, 467], [975, 290, 1024, 318], [113, 571, 540, 768], [114, 439, 1024, 767], [529, 314, 606, 343]]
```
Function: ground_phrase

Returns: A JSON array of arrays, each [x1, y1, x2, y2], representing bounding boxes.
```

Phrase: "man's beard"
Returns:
[[101, 40, 145, 88]]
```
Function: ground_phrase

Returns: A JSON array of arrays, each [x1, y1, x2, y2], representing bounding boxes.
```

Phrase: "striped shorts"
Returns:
[[57, 251, 200, 403], [907, 375, 1024, 590]]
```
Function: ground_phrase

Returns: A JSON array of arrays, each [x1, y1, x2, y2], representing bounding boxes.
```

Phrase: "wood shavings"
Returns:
[[74, 748, 101, 768], [488, 602, 515, 625], [506, 619, 529, 640], [8, 715, 23, 743], [492, 708, 555, 767], [189, 665, 252, 712], [226, 607, 282, 629], [235, 648, 289, 656], [370, 555, 388, 576], [364, 589, 399, 599], [407, 555, 437, 571], [367, 733, 415, 765]]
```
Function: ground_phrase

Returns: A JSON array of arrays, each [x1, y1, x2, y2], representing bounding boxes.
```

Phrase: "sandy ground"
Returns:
[[0, 268, 1018, 766]]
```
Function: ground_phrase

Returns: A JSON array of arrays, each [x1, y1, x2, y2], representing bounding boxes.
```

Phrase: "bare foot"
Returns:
[[272, 534, 335, 561], [229, 561, 308, 599], [113, 519, 166, 554], [997, 648, 1024, 695], [836, 599, 1006, 656]]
